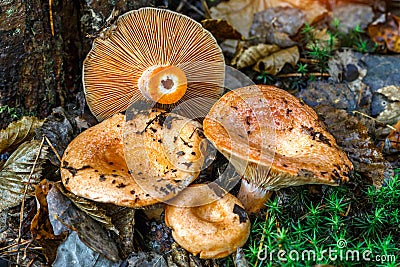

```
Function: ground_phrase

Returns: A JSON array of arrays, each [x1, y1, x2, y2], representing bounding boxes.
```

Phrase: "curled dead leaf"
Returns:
[[235, 44, 280, 69], [31, 180, 67, 264], [368, 14, 400, 53], [253, 45, 300, 75], [384, 120, 400, 152], [0, 116, 44, 154], [210, 0, 327, 38], [315, 105, 392, 188]]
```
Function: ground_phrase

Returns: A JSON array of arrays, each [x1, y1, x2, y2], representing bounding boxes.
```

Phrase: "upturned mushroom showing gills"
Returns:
[[165, 185, 250, 259], [83, 7, 225, 121], [203, 85, 353, 213]]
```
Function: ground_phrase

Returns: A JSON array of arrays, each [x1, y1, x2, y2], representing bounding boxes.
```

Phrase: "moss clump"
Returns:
[[244, 170, 400, 266]]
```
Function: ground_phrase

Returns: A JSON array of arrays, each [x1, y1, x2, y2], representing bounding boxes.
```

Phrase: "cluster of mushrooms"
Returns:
[[60, 8, 353, 259]]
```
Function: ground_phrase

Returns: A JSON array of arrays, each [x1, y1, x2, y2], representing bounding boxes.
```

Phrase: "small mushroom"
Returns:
[[165, 185, 250, 259], [203, 85, 353, 213], [83, 7, 224, 121], [60, 110, 207, 207]]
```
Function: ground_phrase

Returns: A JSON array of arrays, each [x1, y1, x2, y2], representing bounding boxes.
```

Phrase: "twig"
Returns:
[[201, 0, 211, 19], [49, 0, 54, 36], [43, 135, 62, 163], [254, 211, 269, 267], [16, 137, 45, 265], [180, 0, 205, 17], [352, 110, 396, 131], [276, 72, 330, 78]]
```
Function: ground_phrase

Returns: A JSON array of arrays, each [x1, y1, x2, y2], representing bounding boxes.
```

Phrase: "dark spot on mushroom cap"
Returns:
[[116, 183, 127, 188], [99, 174, 106, 181], [109, 162, 113, 165], [233, 204, 248, 223], [130, 190, 135, 195], [176, 151, 185, 156]]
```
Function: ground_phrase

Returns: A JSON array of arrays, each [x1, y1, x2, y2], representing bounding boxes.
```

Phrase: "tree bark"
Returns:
[[0, 0, 147, 129]]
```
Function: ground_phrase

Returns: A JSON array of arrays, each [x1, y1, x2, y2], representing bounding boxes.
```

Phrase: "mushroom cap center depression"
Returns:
[[138, 65, 187, 104]]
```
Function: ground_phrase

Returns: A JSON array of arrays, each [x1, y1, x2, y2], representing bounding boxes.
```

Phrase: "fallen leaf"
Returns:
[[31, 180, 67, 264], [254, 45, 300, 75], [368, 13, 400, 53], [315, 105, 393, 188], [201, 19, 244, 40], [0, 116, 44, 154], [235, 44, 280, 69], [53, 231, 121, 267], [210, 0, 327, 38], [332, 3, 374, 34], [250, 7, 304, 47], [0, 140, 47, 212], [55, 183, 117, 233], [46, 184, 120, 262], [306, 28, 340, 51], [376, 85, 400, 125], [384, 120, 400, 152]]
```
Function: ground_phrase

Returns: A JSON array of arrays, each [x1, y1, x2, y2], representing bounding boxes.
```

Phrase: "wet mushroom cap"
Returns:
[[60, 112, 206, 207], [83, 7, 225, 121], [203, 85, 353, 190], [123, 104, 208, 203], [165, 185, 250, 259], [61, 114, 155, 207]]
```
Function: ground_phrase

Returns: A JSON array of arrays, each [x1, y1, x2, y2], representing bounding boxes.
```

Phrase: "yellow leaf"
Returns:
[[235, 44, 280, 69], [254, 46, 300, 75]]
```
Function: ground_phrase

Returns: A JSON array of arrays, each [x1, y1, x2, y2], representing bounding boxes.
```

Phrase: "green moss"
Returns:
[[244, 170, 400, 266]]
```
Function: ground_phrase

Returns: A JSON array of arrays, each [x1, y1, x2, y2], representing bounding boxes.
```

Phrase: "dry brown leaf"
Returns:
[[55, 183, 117, 233], [235, 44, 280, 69], [0, 116, 44, 154], [368, 14, 400, 53], [201, 19, 244, 40], [315, 105, 392, 188], [46, 183, 120, 262], [250, 7, 304, 47], [210, 0, 327, 38], [376, 85, 400, 125], [0, 140, 48, 212], [385, 120, 400, 152], [31, 180, 67, 264], [253, 46, 300, 75], [306, 28, 340, 51]]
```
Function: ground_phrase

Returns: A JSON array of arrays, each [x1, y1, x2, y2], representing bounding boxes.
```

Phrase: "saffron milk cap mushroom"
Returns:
[[165, 184, 250, 259], [203, 85, 353, 213], [60, 114, 163, 207], [123, 101, 209, 204], [83, 7, 225, 121]]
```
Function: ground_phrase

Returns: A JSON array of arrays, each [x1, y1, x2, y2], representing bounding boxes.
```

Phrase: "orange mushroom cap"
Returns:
[[83, 7, 224, 121], [203, 85, 353, 212], [165, 185, 250, 259], [60, 110, 207, 207]]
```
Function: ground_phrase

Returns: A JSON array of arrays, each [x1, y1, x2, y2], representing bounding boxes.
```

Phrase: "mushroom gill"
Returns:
[[83, 7, 225, 121]]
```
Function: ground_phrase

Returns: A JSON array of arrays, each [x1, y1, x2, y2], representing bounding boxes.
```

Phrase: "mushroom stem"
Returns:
[[138, 65, 187, 104], [237, 179, 272, 213]]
